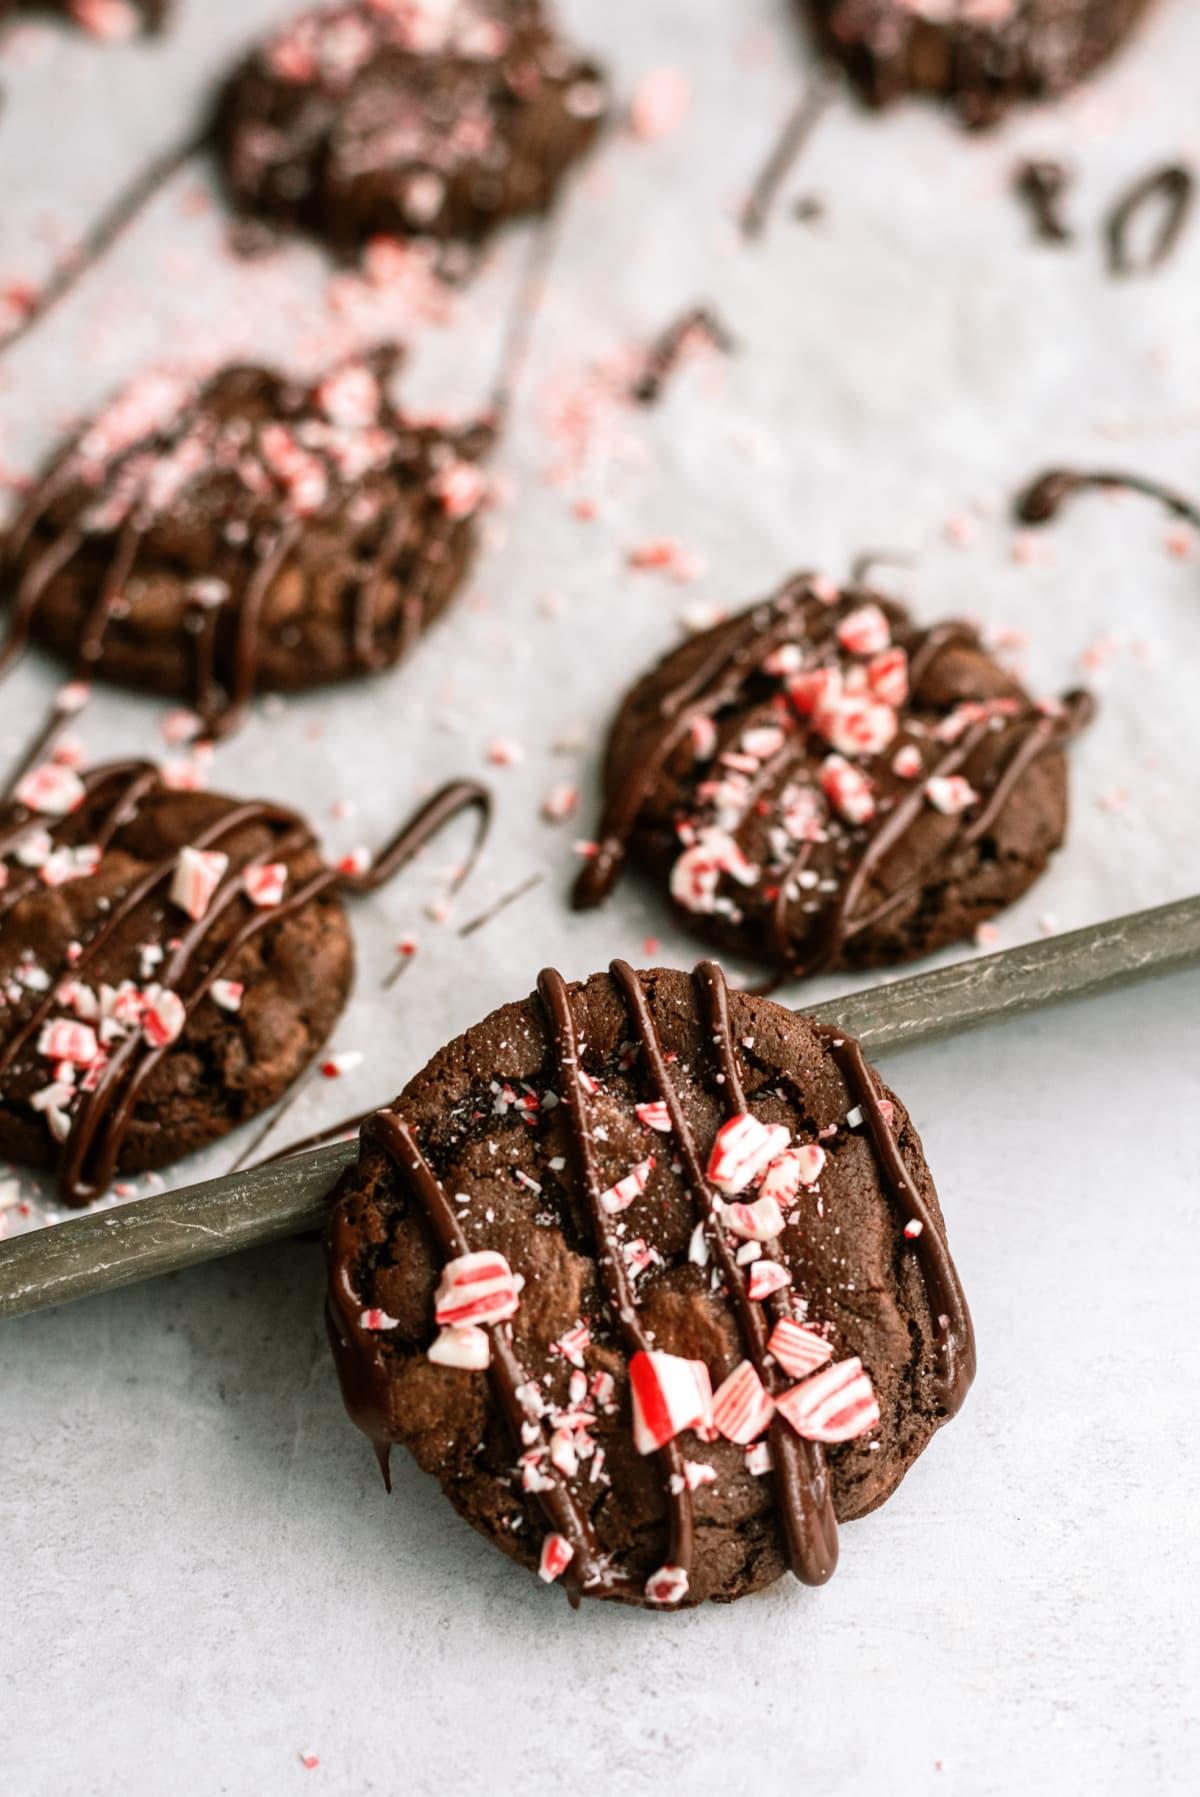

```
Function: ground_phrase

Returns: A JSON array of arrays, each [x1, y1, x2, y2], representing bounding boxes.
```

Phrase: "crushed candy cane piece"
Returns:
[[359, 1308, 399, 1331], [820, 754, 876, 824], [644, 1563, 690, 1605], [837, 603, 891, 657], [866, 646, 909, 707], [210, 979, 244, 1012], [926, 774, 979, 816], [707, 1113, 791, 1194], [242, 862, 287, 907], [746, 1260, 792, 1302], [170, 846, 229, 921], [141, 987, 185, 1048], [670, 829, 758, 915], [768, 1318, 834, 1381], [723, 1194, 786, 1241], [37, 1019, 98, 1066], [711, 1360, 775, 1444], [629, 1349, 713, 1454], [434, 1249, 521, 1329], [745, 1440, 773, 1476], [892, 743, 923, 779], [321, 1052, 363, 1077], [538, 1534, 575, 1583], [636, 1100, 672, 1133], [600, 1155, 655, 1214], [15, 763, 86, 816], [776, 1357, 880, 1443], [428, 1323, 491, 1370]]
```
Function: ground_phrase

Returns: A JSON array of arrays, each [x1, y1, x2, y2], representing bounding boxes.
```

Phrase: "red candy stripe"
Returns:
[[433, 1249, 521, 1329], [768, 1317, 833, 1380], [629, 1349, 713, 1454], [776, 1357, 880, 1443], [711, 1360, 775, 1445]]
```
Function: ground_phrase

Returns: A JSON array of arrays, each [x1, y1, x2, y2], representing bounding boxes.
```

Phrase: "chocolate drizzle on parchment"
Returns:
[[1105, 162, 1195, 278], [329, 959, 975, 1603], [573, 576, 1092, 986], [1016, 466, 1200, 535], [0, 765, 490, 1204]]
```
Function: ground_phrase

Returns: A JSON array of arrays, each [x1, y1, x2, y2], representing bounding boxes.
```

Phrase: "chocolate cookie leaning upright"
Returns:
[[0, 758, 353, 1206], [574, 575, 1092, 982], [0, 349, 489, 735], [214, 0, 608, 255], [802, 0, 1155, 127], [327, 961, 974, 1607]]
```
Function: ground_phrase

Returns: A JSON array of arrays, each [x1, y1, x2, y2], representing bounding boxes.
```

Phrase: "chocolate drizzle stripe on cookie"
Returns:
[[612, 957, 838, 1585], [536, 967, 695, 1588]]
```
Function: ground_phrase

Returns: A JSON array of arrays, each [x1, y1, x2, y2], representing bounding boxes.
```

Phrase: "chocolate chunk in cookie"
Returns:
[[1, 349, 489, 734], [0, 759, 353, 1205], [802, 0, 1154, 127], [573, 575, 1093, 982], [214, 1, 608, 255], [327, 960, 973, 1607]]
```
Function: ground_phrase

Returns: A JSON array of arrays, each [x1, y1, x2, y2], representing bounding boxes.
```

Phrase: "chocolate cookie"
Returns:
[[0, 349, 489, 735], [803, 0, 1154, 126], [2, 1, 167, 33], [573, 575, 1093, 982], [214, 1, 608, 255], [326, 960, 974, 1608], [0, 758, 353, 1205]]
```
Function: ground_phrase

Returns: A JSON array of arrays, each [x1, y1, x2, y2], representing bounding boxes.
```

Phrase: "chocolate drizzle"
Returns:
[[630, 308, 736, 406], [1105, 162, 1195, 277], [1013, 158, 1073, 244], [1016, 466, 1200, 535], [611, 957, 837, 1585], [0, 353, 489, 738], [816, 1026, 974, 1416], [331, 959, 973, 1602], [0, 765, 491, 1203], [573, 577, 1092, 985], [536, 968, 694, 1587]]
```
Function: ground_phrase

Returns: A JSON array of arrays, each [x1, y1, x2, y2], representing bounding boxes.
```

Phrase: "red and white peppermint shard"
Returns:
[[37, 1019, 99, 1066], [866, 646, 909, 707], [757, 1141, 823, 1206], [600, 1155, 655, 1214], [768, 1318, 834, 1381], [636, 1101, 672, 1134], [722, 1194, 786, 1242], [628, 1350, 713, 1454], [836, 603, 891, 657], [359, 1308, 399, 1331], [644, 1564, 690, 1605], [707, 1114, 791, 1195], [538, 1533, 575, 1584], [669, 830, 759, 916], [776, 1357, 880, 1443], [431, 458, 486, 519], [820, 754, 876, 825], [821, 696, 897, 760], [434, 1250, 521, 1329], [242, 862, 288, 907], [141, 988, 186, 1048], [711, 1360, 775, 1445], [15, 762, 86, 817], [210, 979, 244, 1012], [892, 743, 923, 780], [170, 846, 229, 921], [926, 774, 980, 816], [428, 1323, 491, 1370], [746, 1260, 792, 1302]]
